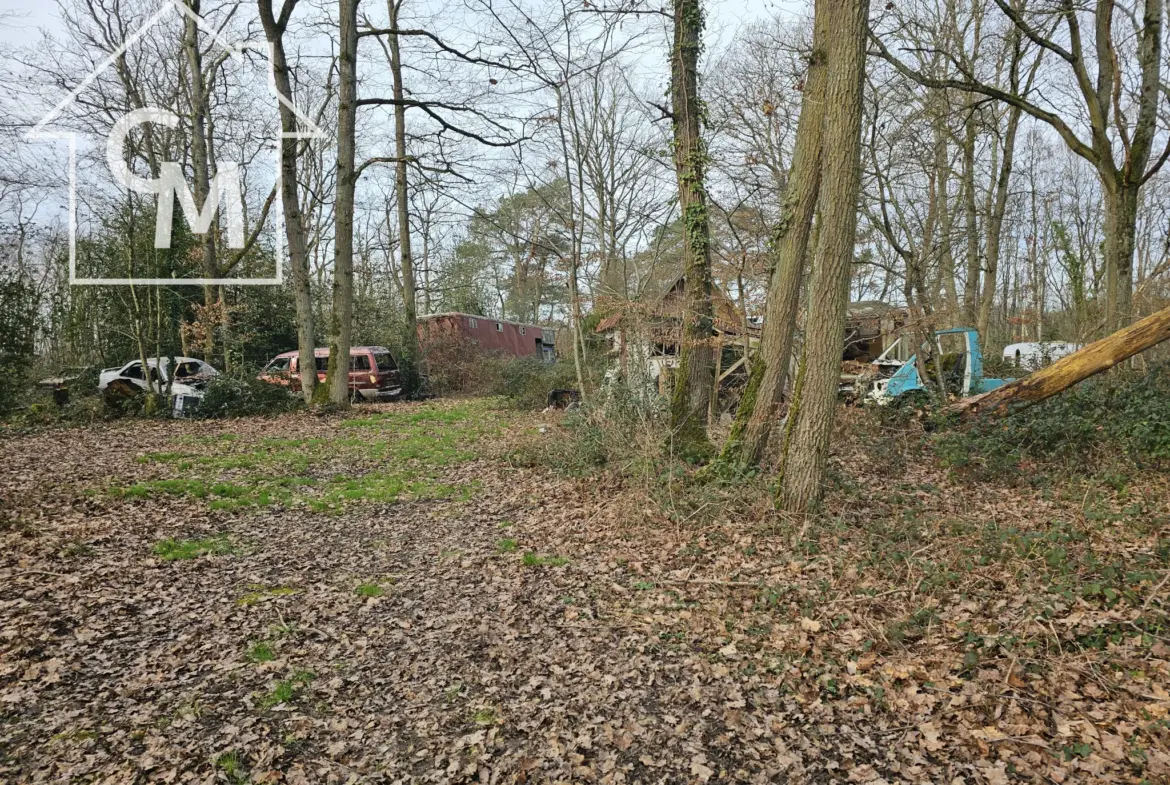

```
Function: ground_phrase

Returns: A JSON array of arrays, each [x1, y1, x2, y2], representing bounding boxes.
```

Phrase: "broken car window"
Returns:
[[175, 362, 200, 378]]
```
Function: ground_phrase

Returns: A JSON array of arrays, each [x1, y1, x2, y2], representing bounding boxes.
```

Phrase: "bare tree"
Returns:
[[258, 0, 318, 402], [723, 3, 828, 468], [326, 0, 358, 406], [666, 0, 716, 460], [779, 0, 869, 513], [873, 0, 1168, 331]]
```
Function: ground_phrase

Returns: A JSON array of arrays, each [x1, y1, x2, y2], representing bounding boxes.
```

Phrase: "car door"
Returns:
[[119, 361, 148, 391], [348, 353, 370, 392]]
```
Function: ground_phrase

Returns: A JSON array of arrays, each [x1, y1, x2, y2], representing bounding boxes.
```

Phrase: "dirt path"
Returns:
[[2, 401, 1168, 784]]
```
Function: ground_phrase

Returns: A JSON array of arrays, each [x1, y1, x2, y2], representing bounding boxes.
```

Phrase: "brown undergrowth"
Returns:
[[1, 399, 1167, 783], [506, 403, 1170, 783]]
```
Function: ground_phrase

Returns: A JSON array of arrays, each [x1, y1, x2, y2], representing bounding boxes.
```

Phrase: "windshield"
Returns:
[[374, 352, 397, 371]]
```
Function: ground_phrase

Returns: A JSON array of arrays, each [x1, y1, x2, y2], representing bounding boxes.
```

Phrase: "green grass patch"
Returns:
[[214, 751, 246, 784], [246, 642, 276, 663], [237, 585, 297, 606], [341, 405, 478, 429], [256, 671, 312, 709], [258, 680, 297, 708], [50, 728, 98, 744], [521, 552, 569, 568], [472, 707, 498, 725], [355, 582, 385, 598], [152, 535, 233, 561], [496, 538, 518, 553], [106, 402, 496, 513]]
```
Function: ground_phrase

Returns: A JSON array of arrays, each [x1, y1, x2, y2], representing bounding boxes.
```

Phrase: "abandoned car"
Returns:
[[859, 328, 1013, 404], [259, 346, 402, 401], [98, 357, 220, 416]]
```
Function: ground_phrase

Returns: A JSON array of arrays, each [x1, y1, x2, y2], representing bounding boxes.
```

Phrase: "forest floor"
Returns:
[[1, 398, 1168, 784]]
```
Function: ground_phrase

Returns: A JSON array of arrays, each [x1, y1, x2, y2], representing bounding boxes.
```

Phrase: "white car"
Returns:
[[99, 357, 219, 415], [1002, 342, 1080, 371]]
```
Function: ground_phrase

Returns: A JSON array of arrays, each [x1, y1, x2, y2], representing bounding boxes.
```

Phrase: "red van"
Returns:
[[259, 346, 402, 401]]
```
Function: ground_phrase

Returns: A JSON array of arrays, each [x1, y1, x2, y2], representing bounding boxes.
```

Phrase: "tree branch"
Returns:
[[868, 30, 1098, 164]]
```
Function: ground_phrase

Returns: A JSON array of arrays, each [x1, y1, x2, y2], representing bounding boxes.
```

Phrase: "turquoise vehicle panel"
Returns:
[[877, 327, 1012, 400]]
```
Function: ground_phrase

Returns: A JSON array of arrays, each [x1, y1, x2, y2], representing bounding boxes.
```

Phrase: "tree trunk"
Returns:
[[387, 0, 422, 397], [961, 108, 979, 326], [552, 86, 588, 400], [931, 115, 959, 319], [1103, 179, 1139, 332], [951, 303, 1170, 417], [722, 3, 828, 468], [183, 0, 219, 362], [326, 0, 357, 406], [778, 0, 868, 513], [258, 0, 316, 403], [977, 104, 1022, 341], [666, 0, 715, 461]]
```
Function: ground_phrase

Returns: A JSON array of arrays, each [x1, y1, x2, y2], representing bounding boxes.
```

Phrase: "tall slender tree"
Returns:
[[779, 0, 869, 512], [258, 0, 317, 403], [667, 0, 715, 460], [326, 0, 358, 406], [385, 0, 422, 397], [723, 3, 829, 468]]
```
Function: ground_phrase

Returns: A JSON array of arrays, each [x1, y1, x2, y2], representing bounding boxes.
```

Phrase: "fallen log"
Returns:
[[949, 304, 1170, 418]]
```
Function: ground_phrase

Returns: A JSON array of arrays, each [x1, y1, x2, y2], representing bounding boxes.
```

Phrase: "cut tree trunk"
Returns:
[[949, 304, 1170, 417]]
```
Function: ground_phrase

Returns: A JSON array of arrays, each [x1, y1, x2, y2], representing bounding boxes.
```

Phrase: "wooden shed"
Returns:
[[595, 276, 760, 409]]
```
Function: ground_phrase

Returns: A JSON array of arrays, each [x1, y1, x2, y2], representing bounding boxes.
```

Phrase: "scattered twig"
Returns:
[[1141, 569, 1170, 613], [7, 569, 66, 578], [660, 577, 757, 587]]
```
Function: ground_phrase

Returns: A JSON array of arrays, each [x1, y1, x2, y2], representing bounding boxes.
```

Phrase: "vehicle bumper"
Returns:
[[356, 387, 402, 401]]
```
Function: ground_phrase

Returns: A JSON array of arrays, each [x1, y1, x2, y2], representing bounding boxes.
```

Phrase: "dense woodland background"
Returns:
[[2, 0, 1170, 504]]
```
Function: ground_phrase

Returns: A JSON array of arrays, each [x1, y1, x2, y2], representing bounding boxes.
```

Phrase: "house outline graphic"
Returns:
[[26, 0, 326, 286]]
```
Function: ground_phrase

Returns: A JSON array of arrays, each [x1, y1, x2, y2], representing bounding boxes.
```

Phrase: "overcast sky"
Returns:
[[0, 0, 811, 48]]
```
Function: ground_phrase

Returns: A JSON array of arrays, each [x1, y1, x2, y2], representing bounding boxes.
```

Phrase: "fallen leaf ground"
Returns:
[[1, 399, 1168, 784]]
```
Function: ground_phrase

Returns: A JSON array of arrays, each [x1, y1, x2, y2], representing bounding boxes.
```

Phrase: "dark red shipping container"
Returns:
[[417, 313, 556, 362]]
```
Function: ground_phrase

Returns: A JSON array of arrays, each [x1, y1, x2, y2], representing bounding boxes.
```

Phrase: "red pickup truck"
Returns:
[[259, 346, 402, 401]]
